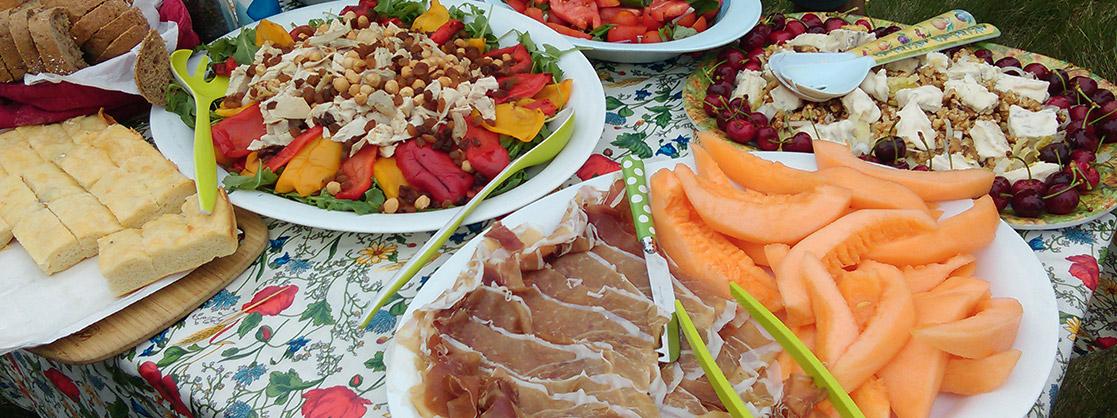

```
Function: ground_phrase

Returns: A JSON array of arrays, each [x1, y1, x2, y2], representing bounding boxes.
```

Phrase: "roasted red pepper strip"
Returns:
[[429, 19, 464, 45], [340, 0, 376, 17], [549, 0, 600, 30], [334, 145, 379, 200], [492, 73, 552, 104], [211, 103, 266, 160], [484, 45, 533, 74], [520, 98, 558, 116], [265, 126, 325, 172], [545, 22, 594, 39], [463, 121, 511, 179], [213, 57, 237, 76], [396, 141, 474, 204], [576, 154, 621, 180]]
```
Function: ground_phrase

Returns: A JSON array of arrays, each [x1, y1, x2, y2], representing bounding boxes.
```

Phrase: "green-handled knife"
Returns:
[[169, 49, 227, 214], [620, 156, 680, 362]]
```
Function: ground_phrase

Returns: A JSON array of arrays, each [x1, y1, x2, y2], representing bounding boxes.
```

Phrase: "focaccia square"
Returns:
[[97, 229, 158, 296], [47, 193, 123, 257], [18, 163, 84, 203], [118, 154, 195, 214], [0, 175, 43, 226], [22, 124, 73, 164], [77, 124, 163, 166], [0, 218, 11, 250], [61, 115, 110, 138], [0, 142, 43, 174], [89, 167, 161, 228], [52, 143, 119, 189], [13, 208, 84, 274]]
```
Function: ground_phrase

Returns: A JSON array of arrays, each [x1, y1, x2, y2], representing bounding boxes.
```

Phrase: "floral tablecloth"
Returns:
[[1, 56, 1115, 418]]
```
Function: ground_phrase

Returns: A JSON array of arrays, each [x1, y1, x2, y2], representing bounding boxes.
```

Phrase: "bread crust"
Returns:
[[93, 19, 146, 63], [71, 0, 127, 45], [29, 7, 87, 75], [8, 7, 43, 74], [0, 10, 28, 79], [83, 6, 144, 58], [134, 29, 169, 105]]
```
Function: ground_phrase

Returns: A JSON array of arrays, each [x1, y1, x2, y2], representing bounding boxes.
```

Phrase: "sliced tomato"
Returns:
[[600, 7, 641, 21], [641, 13, 662, 31], [524, 7, 545, 22], [675, 11, 697, 27], [484, 45, 533, 74], [492, 73, 553, 104], [265, 126, 325, 172], [692, 15, 709, 32], [606, 24, 645, 43], [505, 0, 528, 12], [546, 22, 593, 39], [549, 0, 600, 30], [595, 0, 620, 7], [641, 30, 662, 43], [463, 121, 511, 179], [646, 0, 689, 22], [576, 154, 621, 180], [334, 145, 378, 200], [605, 9, 640, 26], [211, 103, 266, 160], [520, 99, 558, 116]]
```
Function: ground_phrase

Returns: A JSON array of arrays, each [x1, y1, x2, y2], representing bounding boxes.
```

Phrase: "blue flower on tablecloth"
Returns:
[[605, 112, 626, 125], [286, 337, 310, 354], [674, 134, 690, 146], [1062, 226, 1094, 245], [268, 236, 290, 252], [203, 289, 240, 310], [223, 401, 253, 418], [1029, 237, 1046, 251], [656, 143, 679, 158], [271, 252, 291, 268], [233, 363, 266, 385], [130, 399, 152, 418], [634, 89, 651, 100], [286, 258, 312, 273], [366, 310, 398, 333], [89, 375, 105, 390]]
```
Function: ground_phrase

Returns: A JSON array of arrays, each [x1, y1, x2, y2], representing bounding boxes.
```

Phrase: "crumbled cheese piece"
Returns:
[[859, 68, 888, 102], [786, 33, 830, 50], [945, 75, 999, 114], [827, 29, 875, 52], [920, 52, 950, 73], [266, 91, 313, 120], [946, 57, 1001, 83], [994, 74, 1050, 103], [731, 69, 767, 109], [884, 57, 920, 74], [930, 152, 981, 170], [769, 85, 803, 112], [797, 119, 872, 154], [970, 120, 1011, 159], [1001, 162, 1062, 183], [841, 87, 881, 123], [896, 100, 936, 150], [1008, 105, 1058, 139], [249, 119, 294, 151], [895, 85, 944, 112]]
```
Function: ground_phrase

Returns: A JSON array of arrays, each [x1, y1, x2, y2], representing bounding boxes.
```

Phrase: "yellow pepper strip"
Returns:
[[215, 102, 256, 118], [274, 137, 343, 196], [373, 157, 408, 199], [255, 19, 294, 48], [483, 103, 546, 142], [463, 38, 487, 52], [533, 79, 573, 109], [412, 0, 449, 33], [241, 152, 261, 176]]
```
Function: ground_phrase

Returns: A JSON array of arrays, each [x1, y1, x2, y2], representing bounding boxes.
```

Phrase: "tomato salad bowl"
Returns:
[[151, 0, 606, 233], [486, 0, 761, 63]]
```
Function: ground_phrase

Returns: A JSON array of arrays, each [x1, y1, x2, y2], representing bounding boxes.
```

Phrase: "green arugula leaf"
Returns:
[[686, 0, 719, 16], [205, 28, 259, 67], [283, 183, 387, 214], [490, 171, 528, 196], [588, 24, 615, 41], [658, 24, 673, 42], [449, 3, 499, 49], [374, 0, 426, 24], [518, 32, 570, 82], [223, 167, 279, 192], [165, 83, 198, 128]]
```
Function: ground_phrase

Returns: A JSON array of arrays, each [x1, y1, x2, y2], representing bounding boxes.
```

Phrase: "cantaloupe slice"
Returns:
[[777, 209, 937, 325], [902, 254, 978, 293], [779, 325, 816, 380], [699, 134, 931, 213], [812, 139, 995, 202], [675, 165, 852, 244], [912, 297, 1023, 359], [649, 169, 782, 309], [802, 255, 859, 365], [764, 243, 790, 268], [923, 277, 991, 323], [830, 261, 915, 392], [852, 376, 891, 418], [940, 350, 1023, 395], [870, 196, 999, 267], [730, 237, 770, 265], [838, 267, 883, 329]]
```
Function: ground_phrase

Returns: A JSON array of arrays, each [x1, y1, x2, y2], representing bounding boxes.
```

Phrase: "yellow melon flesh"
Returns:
[[802, 255, 859, 366], [870, 196, 999, 267], [675, 165, 852, 244], [941, 350, 1023, 395], [926, 276, 992, 321], [852, 376, 891, 418], [838, 267, 883, 329], [912, 297, 1023, 359], [813, 139, 995, 201], [902, 254, 978, 293], [777, 209, 937, 326], [649, 169, 782, 309], [831, 261, 915, 392]]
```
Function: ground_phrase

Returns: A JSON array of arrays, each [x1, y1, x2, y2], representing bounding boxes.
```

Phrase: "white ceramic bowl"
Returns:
[[483, 0, 760, 63]]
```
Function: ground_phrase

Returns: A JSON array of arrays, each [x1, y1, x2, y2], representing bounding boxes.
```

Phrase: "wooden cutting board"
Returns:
[[29, 208, 268, 364]]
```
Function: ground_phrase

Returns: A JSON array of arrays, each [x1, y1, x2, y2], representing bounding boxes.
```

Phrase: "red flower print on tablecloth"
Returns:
[[1096, 336, 1117, 349], [138, 361, 194, 418], [43, 368, 79, 402], [301, 386, 371, 418], [242, 285, 298, 316], [1066, 255, 1099, 291]]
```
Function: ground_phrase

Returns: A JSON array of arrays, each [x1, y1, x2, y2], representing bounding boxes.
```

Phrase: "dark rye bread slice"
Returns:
[[93, 20, 145, 63], [84, 7, 144, 59], [0, 11, 26, 79], [134, 29, 168, 105], [71, 0, 127, 45], [29, 7, 86, 74], [42, 0, 107, 21], [8, 7, 43, 74]]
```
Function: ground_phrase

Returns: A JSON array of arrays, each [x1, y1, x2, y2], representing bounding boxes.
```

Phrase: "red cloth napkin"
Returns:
[[0, 0, 202, 129]]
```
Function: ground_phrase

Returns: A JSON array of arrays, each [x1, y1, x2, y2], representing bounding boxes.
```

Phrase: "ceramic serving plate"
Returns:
[[150, 0, 605, 233], [384, 152, 1059, 418]]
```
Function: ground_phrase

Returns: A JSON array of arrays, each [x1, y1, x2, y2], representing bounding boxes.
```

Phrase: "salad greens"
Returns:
[[204, 28, 259, 66], [286, 185, 387, 215], [517, 32, 570, 82], [374, 0, 426, 23], [588, 24, 615, 41], [164, 83, 223, 129], [223, 166, 279, 192], [449, 3, 499, 49]]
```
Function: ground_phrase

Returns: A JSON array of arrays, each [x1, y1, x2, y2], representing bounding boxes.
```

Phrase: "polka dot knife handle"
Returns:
[[621, 156, 656, 243]]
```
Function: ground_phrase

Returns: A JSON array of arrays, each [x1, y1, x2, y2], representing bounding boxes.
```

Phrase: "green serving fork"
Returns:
[[676, 300, 754, 418], [169, 49, 228, 214], [358, 110, 577, 329]]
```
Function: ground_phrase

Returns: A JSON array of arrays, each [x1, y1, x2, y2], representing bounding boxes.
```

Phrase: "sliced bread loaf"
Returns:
[[29, 7, 86, 74], [93, 19, 146, 63], [42, 0, 107, 21], [0, 11, 27, 79], [84, 6, 144, 59], [0, 0, 25, 12], [8, 7, 43, 74], [0, 60, 12, 82], [71, 0, 127, 45], [134, 29, 169, 105]]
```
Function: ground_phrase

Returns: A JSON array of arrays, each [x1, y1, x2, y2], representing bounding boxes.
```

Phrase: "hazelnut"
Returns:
[[399, 86, 414, 97], [332, 77, 350, 94], [357, 15, 370, 28], [461, 160, 473, 173], [360, 84, 373, 95], [348, 84, 361, 97], [309, 50, 323, 61], [412, 79, 426, 90], [383, 198, 400, 214], [438, 76, 452, 86], [384, 79, 400, 94], [345, 69, 360, 84], [491, 59, 503, 66], [400, 66, 413, 78], [354, 92, 368, 105], [364, 72, 381, 86], [325, 181, 342, 195], [343, 57, 357, 69], [345, 50, 360, 60], [414, 195, 431, 210]]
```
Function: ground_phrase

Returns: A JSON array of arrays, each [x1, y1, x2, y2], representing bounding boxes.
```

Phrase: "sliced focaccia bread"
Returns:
[[0, 175, 42, 226], [0, 218, 11, 250], [46, 193, 122, 258], [92, 19, 146, 63], [97, 229, 158, 295], [60, 114, 109, 137], [83, 6, 143, 60], [71, 0, 127, 45], [8, 7, 43, 74], [0, 10, 27, 79], [28, 7, 87, 75], [13, 207, 84, 274], [88, 166, 162, 228]]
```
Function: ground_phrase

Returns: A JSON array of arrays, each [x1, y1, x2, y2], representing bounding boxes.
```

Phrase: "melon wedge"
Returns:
[[923, 276, 991, 323], [730, 237, 770, 265], [764, 243, 790, 268], [838, 267, 883, 329], [802, 255, 859, 365], [777, 209, 937, 325], [649, 169, 782, 309], [813, 139, 995, 202], [819, 166, 931, 214], [852, 376, 891, 418], [831, 261, 915, 392], [779, 325, 817, 380], [941, 350, 1023, 395], [912, 297, 1023, 359], [870, 196, 999, 267], [675, 165, 852, 244], [902, 254, 978, 293]]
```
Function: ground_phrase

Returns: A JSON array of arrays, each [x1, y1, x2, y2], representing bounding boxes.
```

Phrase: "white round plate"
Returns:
[[151, 0, 606, 233], [384, 152, 1059, 418]]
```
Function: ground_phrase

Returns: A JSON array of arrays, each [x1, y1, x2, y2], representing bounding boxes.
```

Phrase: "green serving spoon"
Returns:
[[169, 49, 227, 214], [358, 110, 577, 329]]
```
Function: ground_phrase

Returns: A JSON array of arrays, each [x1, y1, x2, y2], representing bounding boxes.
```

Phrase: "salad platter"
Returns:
[[683, 12, 1117, 230], [151, 0, 605, 233], [385, 149, 1057, 418]]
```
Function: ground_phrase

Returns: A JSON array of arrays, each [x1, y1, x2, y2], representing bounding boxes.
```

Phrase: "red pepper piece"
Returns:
[[576, 154, 621, 180], [521, 98, 558, 116], [506, 0, 528, 12], [484, 45, 533, 74], [463, 121, 511, 179], [213, 57, 237, 76], [265, 126, 325, 172], [545, 22, 593, 39], [211, 103, 266, 160], [549, 0, 600, 30], [606, 24, 645, 43], [334, 145, 379, 200], [429, 19, 464, 45], [341, 0, 377, 17], [396, 141, 474, 204], [646, 0, 689, 22], [491, 73, 552, 104]]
